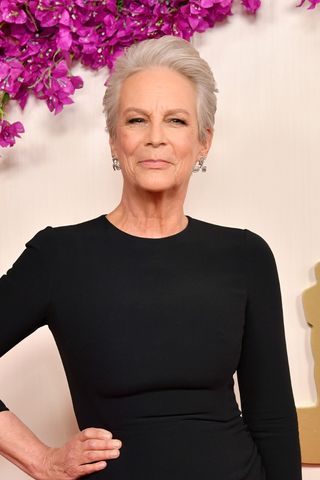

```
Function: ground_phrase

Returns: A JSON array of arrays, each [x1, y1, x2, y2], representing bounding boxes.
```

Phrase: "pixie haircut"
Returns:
[[102, 35, 218, 144]]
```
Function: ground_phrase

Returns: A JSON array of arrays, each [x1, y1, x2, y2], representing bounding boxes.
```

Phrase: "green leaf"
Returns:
[[116, 0, 124, 13]]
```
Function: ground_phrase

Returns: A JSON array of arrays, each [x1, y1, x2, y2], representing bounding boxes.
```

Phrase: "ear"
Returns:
[[109, 135, 117, 157], [200, 127, 214, 157]]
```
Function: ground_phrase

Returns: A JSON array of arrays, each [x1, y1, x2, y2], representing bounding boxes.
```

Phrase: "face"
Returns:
[[109, 66, 213, 194]]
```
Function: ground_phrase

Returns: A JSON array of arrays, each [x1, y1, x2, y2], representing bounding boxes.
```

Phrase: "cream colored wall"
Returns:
[[0, 0, 319, 477]]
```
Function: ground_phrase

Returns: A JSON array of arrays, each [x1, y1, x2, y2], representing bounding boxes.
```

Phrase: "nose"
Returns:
[[145, 121, 167, 147]]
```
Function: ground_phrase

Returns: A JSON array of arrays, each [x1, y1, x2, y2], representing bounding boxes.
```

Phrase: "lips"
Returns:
[[139, 159, 170, 163], [139, 159, 171, 168]]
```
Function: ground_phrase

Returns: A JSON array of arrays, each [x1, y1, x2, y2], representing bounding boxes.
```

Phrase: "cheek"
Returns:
[[171, 124, 199, 147], [115, 129, 141, 156], [172, 135, 201, 162]]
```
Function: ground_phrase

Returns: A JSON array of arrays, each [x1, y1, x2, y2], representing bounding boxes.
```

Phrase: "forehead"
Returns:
[[118, 67, 197, 112]]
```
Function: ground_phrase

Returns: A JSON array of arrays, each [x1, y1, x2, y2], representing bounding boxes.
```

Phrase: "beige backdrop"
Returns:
[[1, 0, 320, 478]]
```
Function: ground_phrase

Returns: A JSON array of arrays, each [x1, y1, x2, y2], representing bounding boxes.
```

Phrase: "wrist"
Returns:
[[29, 445, 56, 480]]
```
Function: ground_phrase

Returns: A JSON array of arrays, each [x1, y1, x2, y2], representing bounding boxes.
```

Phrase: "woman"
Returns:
[[0, 35, 301, 479]]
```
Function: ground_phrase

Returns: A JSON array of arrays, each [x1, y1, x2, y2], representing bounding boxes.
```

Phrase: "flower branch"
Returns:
[[0, 0, 262, 151]]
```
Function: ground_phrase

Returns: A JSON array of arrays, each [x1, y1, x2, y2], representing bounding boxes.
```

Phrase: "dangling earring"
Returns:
[[192, 156, 207, 173], [112, 155, 121, 171]]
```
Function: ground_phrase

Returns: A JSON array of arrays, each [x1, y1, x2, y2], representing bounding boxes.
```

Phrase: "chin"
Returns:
[[136, 177, 177, 193]]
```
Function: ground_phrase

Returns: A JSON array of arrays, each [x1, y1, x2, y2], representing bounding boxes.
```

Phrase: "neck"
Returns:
[[107, 187, 188, 238]]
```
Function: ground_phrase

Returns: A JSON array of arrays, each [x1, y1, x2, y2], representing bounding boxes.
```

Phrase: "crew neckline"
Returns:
[[100, 214, 192, 241]]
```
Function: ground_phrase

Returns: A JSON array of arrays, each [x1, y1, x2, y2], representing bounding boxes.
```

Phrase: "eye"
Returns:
[[169, 118, 187, 125], [127, 117, 145, 124]]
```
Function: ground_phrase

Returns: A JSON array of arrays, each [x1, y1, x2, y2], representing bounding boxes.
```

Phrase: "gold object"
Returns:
[[297, 262, 320, 465]]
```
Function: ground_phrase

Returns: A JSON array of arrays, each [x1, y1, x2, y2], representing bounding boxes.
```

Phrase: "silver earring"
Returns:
[[192, 156, 207, 173], [112, 155, 121, 171]]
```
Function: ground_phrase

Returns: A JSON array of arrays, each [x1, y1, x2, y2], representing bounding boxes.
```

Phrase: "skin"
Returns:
[[0, 412, 122, 479], [0, 66, 213, 480], [108, 66, 213, 238]]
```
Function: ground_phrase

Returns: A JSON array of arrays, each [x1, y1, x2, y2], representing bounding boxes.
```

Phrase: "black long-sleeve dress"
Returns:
[[0, 214, 302, 479]]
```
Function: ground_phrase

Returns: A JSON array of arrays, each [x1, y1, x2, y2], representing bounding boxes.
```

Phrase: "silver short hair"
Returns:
[[102, 35, 218, 144]]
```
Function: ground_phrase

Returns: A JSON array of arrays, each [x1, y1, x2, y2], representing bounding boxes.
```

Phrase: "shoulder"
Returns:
[[32, 214, 102, 238], [191, 216, 271, 248], [191, 217, 276, 263], [25, 214, 103, 255], [241, 229, 279, 283], [191, 216, 244, 242], [242, 228, 276, 263]]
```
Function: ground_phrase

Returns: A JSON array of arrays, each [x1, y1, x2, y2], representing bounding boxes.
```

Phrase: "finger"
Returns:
[[77, 460, 107, 476], [80, 428, 113, 442], [83, 438, 122, 451], [84, 449, 120, 463]]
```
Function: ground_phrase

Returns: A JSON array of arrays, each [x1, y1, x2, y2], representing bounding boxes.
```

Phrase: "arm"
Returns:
[[0, 228, 122, 478], [0, 410, 53, 479], [0, 410, 120, 480], [237, 229, 302, 480], [0, 227, 53, 409]]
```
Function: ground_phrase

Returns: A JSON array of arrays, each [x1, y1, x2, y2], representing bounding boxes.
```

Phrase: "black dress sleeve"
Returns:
[[0, 226, 54, 412], [237, 229, 302, 479]]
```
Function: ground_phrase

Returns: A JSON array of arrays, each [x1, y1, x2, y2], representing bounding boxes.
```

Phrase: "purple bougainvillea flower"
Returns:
[[0, 62, 10, 80], [9, 24, 32, 46], [30, 59, 84, 114], [57, 27, 73, 50], [0, 59, 24, 97], [44, 89, 74, 115], [0, 119, 25, 147], [70, 75, 83, 90], [0, 0, 27, 24], [200, 0, 217, 7], [241, 0, 261, 13], [0, 0, 264, 149], [59, 9, 71, 26], [103, 14, 118, 38], [33, 0, 69, 27], [52, 60, 69, 79], [297, 0, 320, 8], [15, 87, 29, 110]]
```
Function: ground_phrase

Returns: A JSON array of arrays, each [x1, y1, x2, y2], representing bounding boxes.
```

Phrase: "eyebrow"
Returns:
[[122, 108, 191, 116]]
